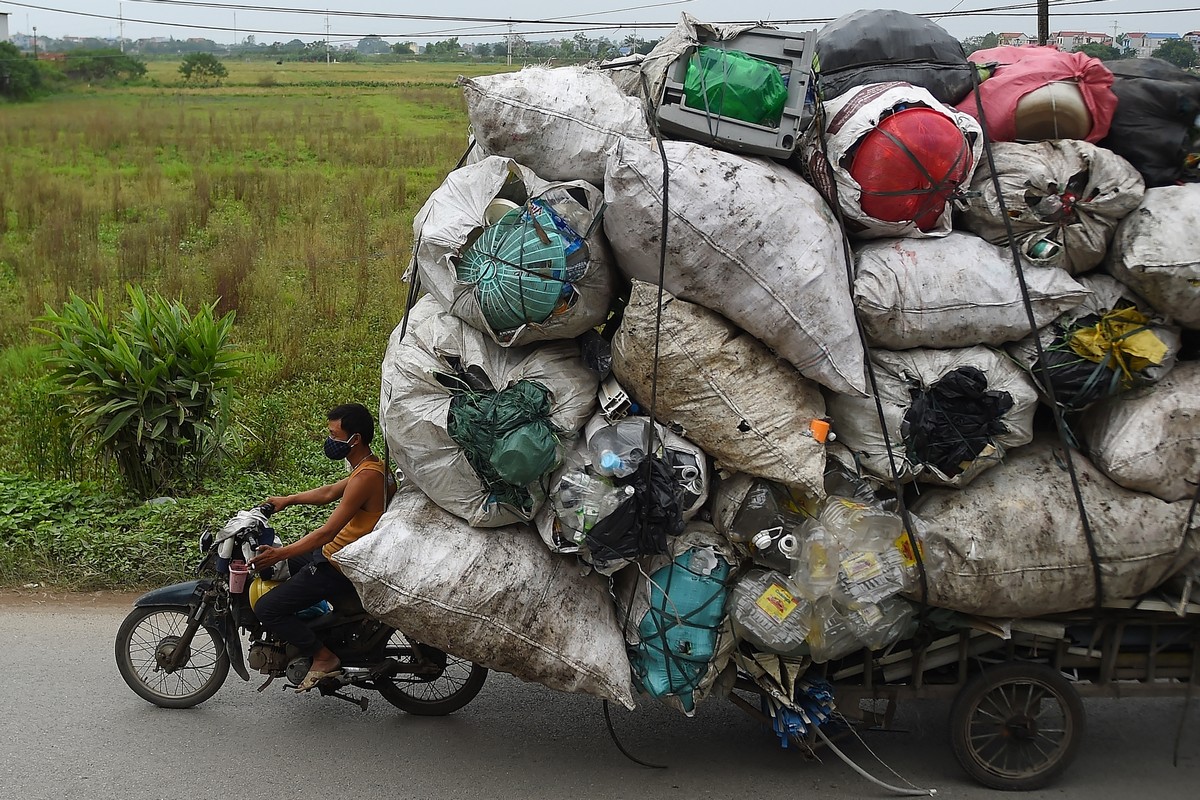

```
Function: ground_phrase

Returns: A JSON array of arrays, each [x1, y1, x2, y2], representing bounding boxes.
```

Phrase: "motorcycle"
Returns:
[[115, 503, 488, 714]]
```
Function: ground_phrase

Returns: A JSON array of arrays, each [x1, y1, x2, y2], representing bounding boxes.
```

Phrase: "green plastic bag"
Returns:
[[447, 379, 558, 507], [683, 47, 788, 127]]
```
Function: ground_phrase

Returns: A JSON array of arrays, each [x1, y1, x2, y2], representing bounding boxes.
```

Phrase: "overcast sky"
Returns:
[[2, 1, 1198, 44]]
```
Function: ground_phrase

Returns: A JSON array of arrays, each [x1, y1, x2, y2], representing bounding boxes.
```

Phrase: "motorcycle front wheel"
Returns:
[[115, 605, 230, 709], [376, 633, 487, 716]]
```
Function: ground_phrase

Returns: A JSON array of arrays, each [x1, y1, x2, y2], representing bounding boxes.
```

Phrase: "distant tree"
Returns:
[[0, 41, 43, 101], [1074, 43, 1121, 60], [357, 35, 391, 55], [179, 52, 229, 84], [424, 38, 463, 58], [62, 49, 148, 82], [960, 32, 1000, 55], [391, 42, 415, 55], [1152, 38, 1198, 69]]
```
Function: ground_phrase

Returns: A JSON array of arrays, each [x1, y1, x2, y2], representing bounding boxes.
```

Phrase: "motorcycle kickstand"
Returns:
[[256, 676, 275, 693], [323, 690, 369, 711]]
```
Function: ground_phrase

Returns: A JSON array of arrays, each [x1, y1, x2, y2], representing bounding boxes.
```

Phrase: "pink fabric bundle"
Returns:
[[957, 45, 1118, 143]]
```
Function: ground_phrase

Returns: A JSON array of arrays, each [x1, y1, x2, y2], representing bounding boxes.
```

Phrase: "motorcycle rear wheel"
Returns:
[[116, 605, 230, 709], [376, 633, 487, 716]]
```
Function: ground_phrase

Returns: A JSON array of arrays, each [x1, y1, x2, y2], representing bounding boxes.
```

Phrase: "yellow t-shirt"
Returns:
[[322, 459, 389, 564]]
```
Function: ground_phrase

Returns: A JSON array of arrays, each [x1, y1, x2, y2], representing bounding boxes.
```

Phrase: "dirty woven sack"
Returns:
[[803, 81, 982, 239], [1080, 361, 1200, 502], [461, 66, 651, 186], [825, 346, 1038, 487], [333, 486, 636, 709], [962, 139, 1145, 275], [853, 232, 1091, 349], [1105, 184, 1200, 330], [604, 139, 865, 396], [412, 156, 617, 347], [1007, 274, 1180, 412], [611, 282, 828, 498], [913, 437, 1198, 617], [379, 296, 597, 527]]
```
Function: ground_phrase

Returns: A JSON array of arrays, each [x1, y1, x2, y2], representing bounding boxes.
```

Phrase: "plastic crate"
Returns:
[[656, 27, 817, 159]]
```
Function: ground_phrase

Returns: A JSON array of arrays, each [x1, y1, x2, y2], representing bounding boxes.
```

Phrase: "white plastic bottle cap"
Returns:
[[752, 530, 773, 550]]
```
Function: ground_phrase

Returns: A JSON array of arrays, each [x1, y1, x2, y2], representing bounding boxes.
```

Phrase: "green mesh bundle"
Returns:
[[683, 46, 788, 127], [447, 379, 559, 509]]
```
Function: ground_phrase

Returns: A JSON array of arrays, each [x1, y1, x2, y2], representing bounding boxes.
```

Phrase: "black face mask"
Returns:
[[323, 434, 356, 460]]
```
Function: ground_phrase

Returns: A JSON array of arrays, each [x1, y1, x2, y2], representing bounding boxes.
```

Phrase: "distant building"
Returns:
[[1051, 31, 1113, 49], [1185, 31, 1200, 52], [1125, 32, 1180, 58], [1, 12, 10, 44], [997, 32, 1034, 47]]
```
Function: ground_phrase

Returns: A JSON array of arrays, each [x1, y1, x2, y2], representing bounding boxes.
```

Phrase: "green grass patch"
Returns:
[[0, 61, 503, 587]]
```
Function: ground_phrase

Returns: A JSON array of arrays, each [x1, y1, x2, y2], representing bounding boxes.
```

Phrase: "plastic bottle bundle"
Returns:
[[806, 597, 863, 663], [789, 520, 841, 601], [588, 417, 654, 478], [727, 568, 813, 657], [819, 498, 915, 609], [550, 467, 635, 543], [841, 596, 917, 651]]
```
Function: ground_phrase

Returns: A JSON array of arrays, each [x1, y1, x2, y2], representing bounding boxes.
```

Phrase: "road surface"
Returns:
[[1, 590, 1196, 799]]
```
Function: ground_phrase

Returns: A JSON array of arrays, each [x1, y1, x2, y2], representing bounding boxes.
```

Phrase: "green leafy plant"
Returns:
[[37, 286, 245, 499], [179, 53, 230, 85]]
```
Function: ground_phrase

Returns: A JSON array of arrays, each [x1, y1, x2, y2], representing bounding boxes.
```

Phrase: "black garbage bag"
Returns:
[[814, 9, 974, 105], [584, 456, 683, 569], [1100, 58, 1200, 187], [902, 366, 1014, 477]]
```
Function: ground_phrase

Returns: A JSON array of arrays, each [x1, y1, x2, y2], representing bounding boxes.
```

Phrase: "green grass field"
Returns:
[[0, 60, 513, 587]]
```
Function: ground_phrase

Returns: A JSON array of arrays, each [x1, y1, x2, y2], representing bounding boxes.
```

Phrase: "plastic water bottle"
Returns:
[[589, 418, 653, 478], [790, 523, 839, 601], [728, 568, 812, 657]]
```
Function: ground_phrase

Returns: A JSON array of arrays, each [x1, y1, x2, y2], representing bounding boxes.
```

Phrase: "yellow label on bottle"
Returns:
[[894, 533, 925, 568], [755, 583, 799, 622], [841, 551, 883, 582]]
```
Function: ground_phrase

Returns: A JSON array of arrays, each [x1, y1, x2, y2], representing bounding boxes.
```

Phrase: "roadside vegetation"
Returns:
[[0, 60, 511, 588]]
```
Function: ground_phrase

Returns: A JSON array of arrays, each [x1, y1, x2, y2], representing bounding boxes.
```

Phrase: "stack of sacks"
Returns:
[[332, 11, 1200, 725]]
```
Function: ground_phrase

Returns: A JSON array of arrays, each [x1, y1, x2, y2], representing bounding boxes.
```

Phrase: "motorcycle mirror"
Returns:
[[199, 530, 214, 553]]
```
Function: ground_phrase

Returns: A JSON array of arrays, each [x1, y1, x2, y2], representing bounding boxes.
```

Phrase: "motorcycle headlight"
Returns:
[[199, 530, 214, 553]]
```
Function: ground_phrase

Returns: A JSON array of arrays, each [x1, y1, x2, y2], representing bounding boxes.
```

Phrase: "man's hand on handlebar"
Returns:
[[249, 544, 285, 571]]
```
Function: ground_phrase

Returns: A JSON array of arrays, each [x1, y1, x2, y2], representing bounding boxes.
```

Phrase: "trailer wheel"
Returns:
[[949, 661, 1084, 791]]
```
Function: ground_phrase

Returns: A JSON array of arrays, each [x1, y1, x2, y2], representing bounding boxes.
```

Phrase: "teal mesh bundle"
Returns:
[[456, 205, 568, 333], [630, 547, 731, 713], [683, 47, 788, 127], [447, 379, 559, 509]]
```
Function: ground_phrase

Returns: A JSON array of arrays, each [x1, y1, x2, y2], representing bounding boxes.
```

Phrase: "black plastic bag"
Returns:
[[815, 10, 974, 105], [584, 457, 683, 567], [1101, 58, 1200, 188], [902, 366, 1014, 476]]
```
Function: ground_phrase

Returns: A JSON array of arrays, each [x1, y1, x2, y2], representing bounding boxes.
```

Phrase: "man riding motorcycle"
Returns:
[[249, 402, 394, 692]]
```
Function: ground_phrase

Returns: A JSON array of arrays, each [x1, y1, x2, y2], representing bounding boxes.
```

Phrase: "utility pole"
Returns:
[[325, 14, 331, 64], [119, 2, 125, 52], [32, 26, 38, 58], [1037, 0, 1049, 46], [233, 11, 237, 52], [507, 22, 513, 67]]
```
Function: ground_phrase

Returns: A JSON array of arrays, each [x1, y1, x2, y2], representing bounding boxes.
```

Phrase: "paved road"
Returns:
[[1, 591, 1197, 800]]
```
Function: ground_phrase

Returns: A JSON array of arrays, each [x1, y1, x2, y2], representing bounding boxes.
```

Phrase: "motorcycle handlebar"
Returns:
[[256, 502, 277, 518]]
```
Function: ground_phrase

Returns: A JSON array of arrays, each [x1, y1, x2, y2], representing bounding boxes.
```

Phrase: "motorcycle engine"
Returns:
[[285, 657, 314, 686], [247, 642, 288, 675]]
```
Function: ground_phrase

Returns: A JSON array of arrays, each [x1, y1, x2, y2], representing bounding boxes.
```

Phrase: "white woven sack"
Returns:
[[1080, 361, 1200, 502], [412, 156, 616, 347], [963, 139, 1145, 275], [914, 437, 1198, 617], [604, 138, 866, 396], [379, 296, 597, 527], [612, 282, 828, 498], [1106, 184, 1200, 329], [333, 487, 636, 709], [854, 232, 1091, 349], [803, 81, 983, 239], [461, 66, 651, 186], [825, 346, 1038, 487]]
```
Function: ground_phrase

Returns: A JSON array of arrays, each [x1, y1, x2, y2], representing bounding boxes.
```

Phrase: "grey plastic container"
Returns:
[[656, 27, 817, 159]]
